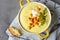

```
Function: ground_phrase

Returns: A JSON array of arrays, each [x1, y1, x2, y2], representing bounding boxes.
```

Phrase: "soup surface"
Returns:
[[19, 2, 51, 33]]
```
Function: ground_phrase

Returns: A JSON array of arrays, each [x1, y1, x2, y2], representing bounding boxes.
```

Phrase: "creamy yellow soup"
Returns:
[[19, 2, 51, 33]]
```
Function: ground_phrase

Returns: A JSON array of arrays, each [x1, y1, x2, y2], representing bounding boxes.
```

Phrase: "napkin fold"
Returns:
[[6, 15, 42, 40]]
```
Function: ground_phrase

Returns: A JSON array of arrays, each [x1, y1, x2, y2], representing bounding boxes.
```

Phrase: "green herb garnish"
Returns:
[[40, 8, 47, 25], [43, 8, 47, 15]]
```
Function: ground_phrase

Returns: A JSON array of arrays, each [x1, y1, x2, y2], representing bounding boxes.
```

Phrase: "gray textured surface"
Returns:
[[52, 0, 60, 4], [0, 0, 20, 40], [0, 0, 60, 40]]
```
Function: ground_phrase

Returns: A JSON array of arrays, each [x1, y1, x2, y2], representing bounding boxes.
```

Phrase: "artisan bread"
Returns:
[[8, 26, 22, 37]]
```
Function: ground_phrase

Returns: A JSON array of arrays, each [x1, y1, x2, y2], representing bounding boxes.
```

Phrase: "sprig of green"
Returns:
[[41, 20, 45, 25], [43, 8, 47, 15], [40, 8, 47, 25]]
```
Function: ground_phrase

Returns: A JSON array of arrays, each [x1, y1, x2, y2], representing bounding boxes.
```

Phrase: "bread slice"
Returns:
[[8, 26, 22, 37]]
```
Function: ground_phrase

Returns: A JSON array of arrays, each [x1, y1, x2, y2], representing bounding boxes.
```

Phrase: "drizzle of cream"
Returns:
[[32, 10, 38, 17]]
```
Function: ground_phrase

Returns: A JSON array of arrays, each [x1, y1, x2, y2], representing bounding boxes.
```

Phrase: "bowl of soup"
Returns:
[[19, 0, 51, 38]]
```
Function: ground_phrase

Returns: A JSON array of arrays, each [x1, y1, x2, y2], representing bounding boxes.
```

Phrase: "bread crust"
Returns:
[[8, 26, 22, 37]]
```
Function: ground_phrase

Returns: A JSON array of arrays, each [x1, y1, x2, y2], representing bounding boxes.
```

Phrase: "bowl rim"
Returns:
[[18, 2, 51, 34]]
